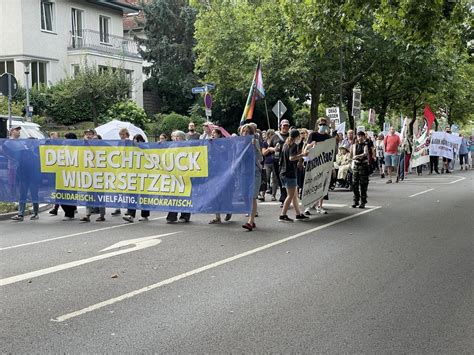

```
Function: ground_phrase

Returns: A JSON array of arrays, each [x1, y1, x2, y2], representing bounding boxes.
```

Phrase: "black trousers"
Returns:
[[61, 204, 76, 218], [166, 212, 190, 222], [430, 156, 439, 173], [353, 163, 369, 204], [127, 209, 150, 218]]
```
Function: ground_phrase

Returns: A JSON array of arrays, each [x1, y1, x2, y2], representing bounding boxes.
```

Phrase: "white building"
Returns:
[[0, 0, 144, 107]]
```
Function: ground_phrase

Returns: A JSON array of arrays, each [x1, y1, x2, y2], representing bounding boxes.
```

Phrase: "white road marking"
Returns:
[[409, 189, 434, 198], [0, 232, 179, 287], [448, 176, 466, 184], [52, 206, 382, 322], [260, 202, 347, 208], [0, 216, 166, 251]]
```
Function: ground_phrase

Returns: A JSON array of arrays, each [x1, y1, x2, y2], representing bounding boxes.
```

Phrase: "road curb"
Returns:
[[0, 204, 52, 221]]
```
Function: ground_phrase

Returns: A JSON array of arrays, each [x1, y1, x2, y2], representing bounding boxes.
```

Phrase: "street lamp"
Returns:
[[17, 59, 32, 121]]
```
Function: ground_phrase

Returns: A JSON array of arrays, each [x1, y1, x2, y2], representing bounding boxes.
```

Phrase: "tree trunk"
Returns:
[[91, 101, 98, 128], [344, 86, 355, 130], [310, 78, 322, 130], [377, 98, 389, 131]]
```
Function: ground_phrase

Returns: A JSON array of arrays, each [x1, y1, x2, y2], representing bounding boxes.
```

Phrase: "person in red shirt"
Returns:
[[383, 127, 401, 183]]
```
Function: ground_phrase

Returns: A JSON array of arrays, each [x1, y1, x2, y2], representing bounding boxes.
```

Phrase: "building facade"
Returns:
[[0, 0, 143, 107]]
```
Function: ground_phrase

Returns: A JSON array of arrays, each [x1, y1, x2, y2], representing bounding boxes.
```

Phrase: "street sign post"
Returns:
[[191, 86, 206, 94], [0, 73, 18, 128], [352, 87, 361, 118], [272, 100, 287, 126]]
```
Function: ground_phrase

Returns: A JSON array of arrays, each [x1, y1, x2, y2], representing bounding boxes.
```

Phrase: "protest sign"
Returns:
[[301, 138, 336, 209], [429, 132, 462, 160], [0, 137, 256, 213], [411, 131, 430, 168]]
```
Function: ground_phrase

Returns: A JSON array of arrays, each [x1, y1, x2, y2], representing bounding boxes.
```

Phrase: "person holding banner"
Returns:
[[351, 131, 370, 209], [241, 124, 263, 231], [441, 126, 453, 174], [279, 129, 309, 222], [166, 131, 192, 224], [305, 117, 331, 215]]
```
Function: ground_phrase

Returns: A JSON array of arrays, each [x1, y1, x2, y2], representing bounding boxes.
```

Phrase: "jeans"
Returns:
[[264, 163, 278, 197], [18, 183, 39, 217]]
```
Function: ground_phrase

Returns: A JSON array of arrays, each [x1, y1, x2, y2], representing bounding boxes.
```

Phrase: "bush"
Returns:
[[147, 112, 194, 137], [0, 96, 24, 116], [47, 65, 131, 126], [100, 100, 150, 129]]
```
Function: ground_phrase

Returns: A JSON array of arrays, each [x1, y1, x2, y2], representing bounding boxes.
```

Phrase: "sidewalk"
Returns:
[[0, 204, 51, 221]]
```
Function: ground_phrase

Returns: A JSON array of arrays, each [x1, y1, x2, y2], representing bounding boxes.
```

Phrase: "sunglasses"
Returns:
[[318, 123, 327, 126]]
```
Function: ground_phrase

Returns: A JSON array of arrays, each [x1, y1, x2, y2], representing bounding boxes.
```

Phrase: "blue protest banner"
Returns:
[[0, 136, 256, 213]]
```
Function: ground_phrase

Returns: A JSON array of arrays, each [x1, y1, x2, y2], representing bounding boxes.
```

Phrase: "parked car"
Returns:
[[1, 116, 48, 139]]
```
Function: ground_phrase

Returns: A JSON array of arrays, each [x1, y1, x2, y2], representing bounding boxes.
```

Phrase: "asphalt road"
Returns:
[[1, 170, 473, 353]]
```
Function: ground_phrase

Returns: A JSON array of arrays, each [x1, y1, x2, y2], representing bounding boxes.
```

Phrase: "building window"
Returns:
[[99, 16, 110, 43], [41, 0, 54, 32], [31, 62, 48, 86], [0, 60, 15, 75], [71, 8, 84, 48], [71, 64, 80, 77]]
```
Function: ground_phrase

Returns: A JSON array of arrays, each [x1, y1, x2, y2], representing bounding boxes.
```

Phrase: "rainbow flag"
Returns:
[[240, 60, 265, 125]]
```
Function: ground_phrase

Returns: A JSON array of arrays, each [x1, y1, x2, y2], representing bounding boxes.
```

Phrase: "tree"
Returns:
[[47, 65, 131, 126], [139, 0, 198, 115]]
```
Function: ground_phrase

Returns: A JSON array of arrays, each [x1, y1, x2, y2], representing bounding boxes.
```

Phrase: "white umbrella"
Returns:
[[95, 120, 148, 142]]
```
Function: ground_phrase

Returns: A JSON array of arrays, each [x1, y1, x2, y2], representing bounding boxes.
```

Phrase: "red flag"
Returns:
[[424, 104, 435, 131]]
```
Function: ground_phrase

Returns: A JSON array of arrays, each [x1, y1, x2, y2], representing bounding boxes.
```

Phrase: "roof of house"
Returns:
[[122, 0, 149, 31], [87, 0, 141, 14]]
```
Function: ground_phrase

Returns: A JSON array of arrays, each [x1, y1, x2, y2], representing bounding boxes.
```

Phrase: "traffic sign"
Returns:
[[204, 92, 213, 109], [272, 100, 287, 122], [191, 86, 205, 94], [0, 73, 18, 97], [205, 83, 215, 90]]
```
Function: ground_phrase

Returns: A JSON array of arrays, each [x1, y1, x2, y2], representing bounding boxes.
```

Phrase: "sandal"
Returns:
[[242, 223, 253, 231], [209, 218, 221, 224]]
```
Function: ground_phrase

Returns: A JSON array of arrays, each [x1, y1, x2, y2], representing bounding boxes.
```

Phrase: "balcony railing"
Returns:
[[68, 29, 140, 59]]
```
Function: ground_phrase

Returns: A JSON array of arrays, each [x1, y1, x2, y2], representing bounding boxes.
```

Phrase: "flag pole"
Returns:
[[264, 98, 271, 129]]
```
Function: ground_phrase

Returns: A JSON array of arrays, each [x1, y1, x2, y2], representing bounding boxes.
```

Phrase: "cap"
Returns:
[[280, 119, 290, 126], [357, 130, 366, 136], [339, 145, 348, 150], [10, 125, 21, 131], [290, 129, 300, 139], [84, 129, 96, 135]]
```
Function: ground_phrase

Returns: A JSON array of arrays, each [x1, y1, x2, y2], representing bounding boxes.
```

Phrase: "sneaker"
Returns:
[[258, 196, 265, 202], [80, 216, 90, 222], [381, 173, 385, 178], [279, 215, 294, 222], [446, 170, 451, 174], [386, 179, 392, 184], [461, 166, 464, 170], [224, 213, 232, 221], [62, 217, 75, 221], [122, 216, 134, 223], [166, 219, 177, 224], [49, 209, 58, 215], [271, 196, 276, 201], [138, 217, 149, 222], [317, 207, 328, 215], [96, 216, 106, 222], [178, 217, 189, 223], [304, 209, 312, 216], [30, 214, 39, 220], [359, 203, 366, 209], [111, 210, 121, 216], [352, 203, 359, 208], [295, 214, 309, 220], [11, 215, 24, 221]]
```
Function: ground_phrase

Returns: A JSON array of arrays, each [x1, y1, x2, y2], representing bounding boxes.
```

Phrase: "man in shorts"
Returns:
[[384, 127, 401, 183]]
